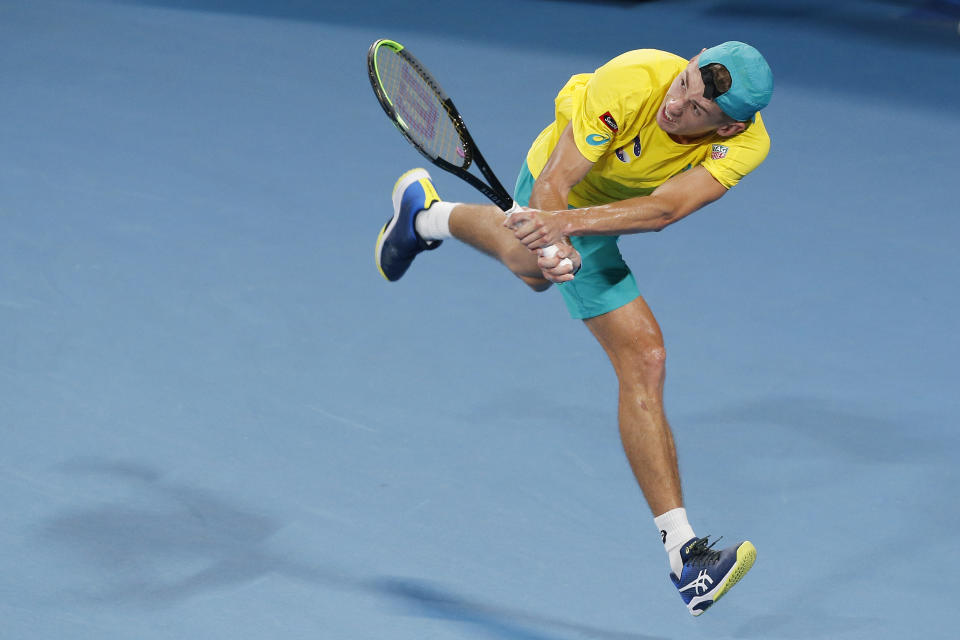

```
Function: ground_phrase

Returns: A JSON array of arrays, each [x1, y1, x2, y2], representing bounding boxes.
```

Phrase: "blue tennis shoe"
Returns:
[[375, 168, 442, 281], [671, 536, 756, 616]]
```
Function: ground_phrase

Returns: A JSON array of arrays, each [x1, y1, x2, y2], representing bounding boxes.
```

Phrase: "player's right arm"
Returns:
[[529, 124, 594, 212], [504, 124, 591, 281]]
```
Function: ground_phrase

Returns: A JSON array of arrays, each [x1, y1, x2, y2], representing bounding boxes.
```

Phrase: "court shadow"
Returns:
[[97, 0, 960, 118], [704, 1, 960, 51], [37, 459, 303, 606], [35, 459, 664, 639], [375, 578, 667, 640], [103, 0, 960, 55], [732, 612, 879, 639]]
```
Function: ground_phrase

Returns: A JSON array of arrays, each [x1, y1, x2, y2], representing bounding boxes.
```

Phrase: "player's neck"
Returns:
[[667, 130, 715, 145]]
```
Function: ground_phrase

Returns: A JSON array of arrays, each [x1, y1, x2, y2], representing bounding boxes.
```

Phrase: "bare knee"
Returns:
[[502, 245, 549, 291], [617, 344, 667, 390]]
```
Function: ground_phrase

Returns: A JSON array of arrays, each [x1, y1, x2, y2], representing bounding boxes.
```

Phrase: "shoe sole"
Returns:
[[375, 168, 432, 281], [713, 541, 756, 601], [690, 541, 757, 616]]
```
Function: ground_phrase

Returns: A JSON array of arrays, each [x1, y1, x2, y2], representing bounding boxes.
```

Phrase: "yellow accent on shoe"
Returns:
[[713, 541, 757, 603], [391, 168, 439, 209], [376, 168, 442, 282], [419, 177, 440, 208], [374, 221, 390, 281]]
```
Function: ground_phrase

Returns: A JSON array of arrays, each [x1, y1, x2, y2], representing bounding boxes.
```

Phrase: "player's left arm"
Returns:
[[562, 165, 728, 237], [511, 166, 728, 251]]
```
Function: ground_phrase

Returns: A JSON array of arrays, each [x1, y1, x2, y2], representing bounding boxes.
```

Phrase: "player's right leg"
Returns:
[[375, 168, 444, 282], [376, 168, 549, 290], [447, 202, 551, 291]]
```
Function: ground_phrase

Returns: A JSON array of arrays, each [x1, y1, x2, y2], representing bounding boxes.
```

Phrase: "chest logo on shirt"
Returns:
[[586, 133, 610, 146], [711, 144, 729, 160], [615, 136, 643, 163], [599, 111, 619, 133]]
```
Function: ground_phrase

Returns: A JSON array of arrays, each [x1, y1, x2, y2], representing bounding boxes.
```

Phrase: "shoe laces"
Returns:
[[685, 535, 724, 568]]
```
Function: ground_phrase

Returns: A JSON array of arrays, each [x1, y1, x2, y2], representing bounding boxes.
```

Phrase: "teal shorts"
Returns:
[[513, 162, 640, 320]]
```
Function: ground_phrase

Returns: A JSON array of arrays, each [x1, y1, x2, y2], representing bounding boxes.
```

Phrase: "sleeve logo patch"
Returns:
[[586, 133, 610, 146], [599, 111, 619, 133], [711, 144, 729, 159]]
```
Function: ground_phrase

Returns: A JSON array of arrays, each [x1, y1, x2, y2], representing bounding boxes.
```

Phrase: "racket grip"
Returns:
[[504, 203, 575, 274]]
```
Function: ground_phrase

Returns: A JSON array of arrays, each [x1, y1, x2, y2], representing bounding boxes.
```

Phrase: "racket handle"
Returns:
[[540, 244, 574, 270]]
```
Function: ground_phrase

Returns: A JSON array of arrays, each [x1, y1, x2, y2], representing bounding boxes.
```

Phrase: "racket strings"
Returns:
[[375, 47, 467, 168]]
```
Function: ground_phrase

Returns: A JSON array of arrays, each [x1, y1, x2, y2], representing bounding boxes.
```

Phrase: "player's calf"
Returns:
[[518, 274, 552, 292]]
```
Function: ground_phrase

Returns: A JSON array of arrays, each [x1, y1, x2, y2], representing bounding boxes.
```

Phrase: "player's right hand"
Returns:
[[537, 242, 580, 283]]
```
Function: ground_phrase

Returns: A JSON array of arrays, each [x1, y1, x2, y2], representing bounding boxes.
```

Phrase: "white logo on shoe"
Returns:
[[680, 570, 714, 595]]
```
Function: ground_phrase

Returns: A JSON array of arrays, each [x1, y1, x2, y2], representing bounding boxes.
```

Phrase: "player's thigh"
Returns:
[[584, 295, 666, 375]]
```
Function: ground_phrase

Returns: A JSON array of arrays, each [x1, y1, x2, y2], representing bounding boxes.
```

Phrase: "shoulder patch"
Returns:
[[711, 144, 729, 160], [599, 111, 618, 133]]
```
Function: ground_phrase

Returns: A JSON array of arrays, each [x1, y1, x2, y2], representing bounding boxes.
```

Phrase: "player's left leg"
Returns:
[[584, 295, 756, 616], [584, 295, 683, 515]]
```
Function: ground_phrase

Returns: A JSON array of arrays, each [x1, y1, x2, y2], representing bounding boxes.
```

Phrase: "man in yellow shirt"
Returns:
[[375, 41, 773, 616]]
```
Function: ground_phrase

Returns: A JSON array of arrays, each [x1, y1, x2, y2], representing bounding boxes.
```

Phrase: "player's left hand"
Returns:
[[537, 242, 581, 283], [503, 207, 566, 251]]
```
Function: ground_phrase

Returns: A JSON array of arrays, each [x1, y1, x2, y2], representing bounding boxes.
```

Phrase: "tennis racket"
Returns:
[[366, 38, 569, 267]]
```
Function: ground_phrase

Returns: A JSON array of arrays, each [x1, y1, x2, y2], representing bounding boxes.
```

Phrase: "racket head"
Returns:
[[367, 39, 474, 171]]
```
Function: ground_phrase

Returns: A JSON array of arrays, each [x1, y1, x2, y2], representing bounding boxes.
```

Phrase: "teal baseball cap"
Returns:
[[698, 41, 773, 122]]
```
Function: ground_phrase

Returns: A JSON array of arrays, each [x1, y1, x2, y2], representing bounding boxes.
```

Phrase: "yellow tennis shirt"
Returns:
[[525, 49, 770, 208]]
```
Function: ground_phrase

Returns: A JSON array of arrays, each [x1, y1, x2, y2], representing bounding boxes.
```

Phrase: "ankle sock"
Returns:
[[654, 507, 696, 577], [414, 201, 457, 240]]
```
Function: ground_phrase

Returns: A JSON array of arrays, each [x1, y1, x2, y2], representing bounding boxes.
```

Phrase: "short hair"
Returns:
[[700, 63, 738, 122], [700, 63, 732, 97]]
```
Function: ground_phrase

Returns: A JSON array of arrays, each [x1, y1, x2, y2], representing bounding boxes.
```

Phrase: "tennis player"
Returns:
[[375, 41, 773, 616]]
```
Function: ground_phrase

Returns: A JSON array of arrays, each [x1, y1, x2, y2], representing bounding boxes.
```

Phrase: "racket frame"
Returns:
[[367, 38, 515, 211]]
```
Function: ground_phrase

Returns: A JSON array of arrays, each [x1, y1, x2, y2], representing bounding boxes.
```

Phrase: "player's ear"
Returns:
[[716, 121, 746, 137]]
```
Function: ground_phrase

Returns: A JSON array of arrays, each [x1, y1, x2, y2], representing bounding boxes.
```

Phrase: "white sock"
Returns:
[[414, 201, 458, 240], [654, 507, 697, 577]]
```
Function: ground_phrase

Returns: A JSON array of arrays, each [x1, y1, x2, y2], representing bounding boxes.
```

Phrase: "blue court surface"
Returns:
[[2, 1, 958, 638]]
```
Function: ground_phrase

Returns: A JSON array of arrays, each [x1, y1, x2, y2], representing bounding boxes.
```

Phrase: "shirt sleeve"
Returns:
[[700, 115, 771, 189], [569, 62, 652, 163]]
